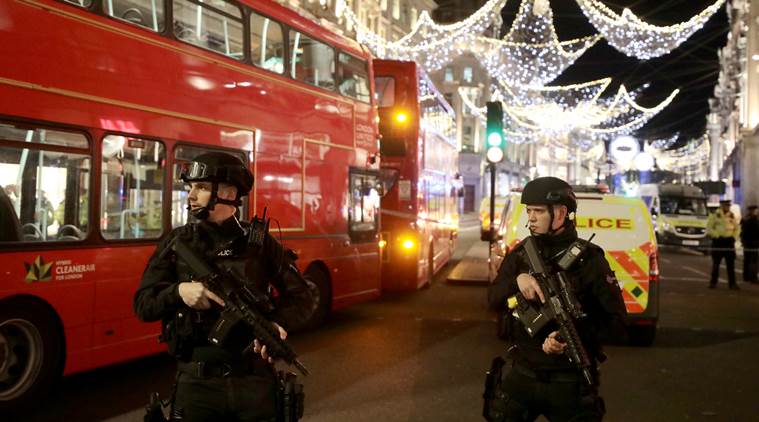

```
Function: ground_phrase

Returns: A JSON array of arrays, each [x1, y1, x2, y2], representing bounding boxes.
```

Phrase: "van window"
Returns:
[[659, 196, 707, 216]]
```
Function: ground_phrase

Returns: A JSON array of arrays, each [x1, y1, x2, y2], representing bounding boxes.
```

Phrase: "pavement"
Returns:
[[447, 213, 491, 284]]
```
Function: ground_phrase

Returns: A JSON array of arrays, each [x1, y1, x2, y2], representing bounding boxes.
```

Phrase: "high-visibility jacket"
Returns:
[[707, 209, 739, 239]]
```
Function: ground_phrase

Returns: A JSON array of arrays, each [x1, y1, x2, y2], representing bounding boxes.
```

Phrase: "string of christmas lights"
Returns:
[[336, 0, 507, 71], [472, 0, 601, 87], [576, 0, 727, 60], [651, 135, 710, 172]]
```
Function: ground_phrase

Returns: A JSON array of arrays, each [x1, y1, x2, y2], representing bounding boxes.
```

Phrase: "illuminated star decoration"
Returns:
[[575, 0, 727, 60], [472, 0, 601, 87]]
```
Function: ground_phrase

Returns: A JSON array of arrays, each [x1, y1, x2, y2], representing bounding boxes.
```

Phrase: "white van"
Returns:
[[639, 184, 709, 251], [489, 191, 659, 346]]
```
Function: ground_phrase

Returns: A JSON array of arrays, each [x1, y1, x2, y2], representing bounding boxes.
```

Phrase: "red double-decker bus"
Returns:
[[0, 0, 382, 408], [372, 60, 459, 291]]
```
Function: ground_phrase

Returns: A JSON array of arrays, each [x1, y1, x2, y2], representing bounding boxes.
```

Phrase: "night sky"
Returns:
[[436, 0, 730, 149]]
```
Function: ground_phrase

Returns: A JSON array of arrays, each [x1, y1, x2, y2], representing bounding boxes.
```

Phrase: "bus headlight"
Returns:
[[401, 239, 415, 250], [378, 239, 387, 248]]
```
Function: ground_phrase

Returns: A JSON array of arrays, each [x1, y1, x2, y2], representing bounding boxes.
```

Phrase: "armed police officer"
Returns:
[[134, 152, 314, 422], [486, 177, 627, 422]]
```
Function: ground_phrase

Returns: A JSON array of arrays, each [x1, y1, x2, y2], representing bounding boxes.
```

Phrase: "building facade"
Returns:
[[277, 0, 437, 41], [708, 0, 759, 210]]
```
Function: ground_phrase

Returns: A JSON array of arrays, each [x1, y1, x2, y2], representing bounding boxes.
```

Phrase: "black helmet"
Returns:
[[180, 152, 253, 197], [180, 152, 253, 219], [521, 177, 577, 213]]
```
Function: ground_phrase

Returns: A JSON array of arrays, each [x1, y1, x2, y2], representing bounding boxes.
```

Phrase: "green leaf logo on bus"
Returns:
[[24, 256, 53, 283]]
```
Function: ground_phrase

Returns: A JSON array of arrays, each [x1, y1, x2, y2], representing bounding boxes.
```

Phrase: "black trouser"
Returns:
[[743, 247, 758, 282], [710, 238, 736, 287], [495, 366, 604, 422], [172, 371, 277, 422]]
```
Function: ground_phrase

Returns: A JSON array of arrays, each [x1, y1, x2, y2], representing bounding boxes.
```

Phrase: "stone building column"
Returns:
[[741, 131, 759, 209]]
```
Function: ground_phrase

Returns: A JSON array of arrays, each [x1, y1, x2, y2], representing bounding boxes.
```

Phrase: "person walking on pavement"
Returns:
[[707, 199, 740, 289], [740, 205, 759, 284]]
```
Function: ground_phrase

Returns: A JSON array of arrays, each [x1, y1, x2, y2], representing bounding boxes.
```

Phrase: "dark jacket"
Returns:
[[740, 216, 759, 248], [488, 225, 628, 371], [133, 217, 313, 363]]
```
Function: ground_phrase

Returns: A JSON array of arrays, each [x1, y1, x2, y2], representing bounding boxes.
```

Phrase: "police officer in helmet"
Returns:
[[134, 152, 314, 421], [487, 177, 627, 421]]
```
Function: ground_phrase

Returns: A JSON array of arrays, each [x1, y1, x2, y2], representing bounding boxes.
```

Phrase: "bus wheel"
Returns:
[[0, 299, 64, 411], [629, 325, 656, 347], [303, 266, 331, 330]]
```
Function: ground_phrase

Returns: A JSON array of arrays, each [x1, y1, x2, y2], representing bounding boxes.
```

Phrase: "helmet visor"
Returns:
[[180, 161, 212, 181]]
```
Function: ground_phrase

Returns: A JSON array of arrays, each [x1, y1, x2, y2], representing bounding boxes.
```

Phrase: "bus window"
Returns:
[[289, 30, 335, 91], [348, 170, 380, 242], [171, 145, 249, 228], [100, 135, 165, 240], [0, 123, 90, 242], [375, 76, 395, 107], [173, 0, 244, 60], [103, 0, 165, 32], [250, 11, 285, 74], [338, 53, 370, 103], [62, 0, 93, 7]]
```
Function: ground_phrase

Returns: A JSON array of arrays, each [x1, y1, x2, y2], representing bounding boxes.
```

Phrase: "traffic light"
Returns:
[[486, 101, 504, 163]]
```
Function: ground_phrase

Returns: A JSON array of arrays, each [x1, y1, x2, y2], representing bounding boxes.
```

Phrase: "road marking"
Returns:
[[660, 257, 672, 264], [662, 276, 727, 283], [683, 266, 709, 277]]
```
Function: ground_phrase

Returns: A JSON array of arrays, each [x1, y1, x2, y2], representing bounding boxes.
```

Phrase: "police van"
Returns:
[[479, 196, 510, 241], [489, 189, 659, 346], [639, 183, 709, 251]]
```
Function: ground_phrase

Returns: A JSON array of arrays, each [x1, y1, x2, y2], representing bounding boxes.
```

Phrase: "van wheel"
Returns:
[[302, 266, 331, 330], [0, 300, 64, 412], [629, 325, 656, 347]]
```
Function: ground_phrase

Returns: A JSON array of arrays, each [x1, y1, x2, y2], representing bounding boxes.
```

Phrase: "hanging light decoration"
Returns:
[[472, 0, 601, 87], [575, 0, 727, 60], [651, 134, 710, 173], [336, 0, 507, 71]]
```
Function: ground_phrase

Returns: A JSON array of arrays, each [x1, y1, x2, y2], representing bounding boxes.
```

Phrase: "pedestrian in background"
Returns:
[[707, 199, 740, 290], [740, 205, 759, 284]]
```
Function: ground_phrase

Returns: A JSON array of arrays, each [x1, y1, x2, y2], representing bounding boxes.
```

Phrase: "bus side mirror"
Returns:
[[650, 208, 657, 217]]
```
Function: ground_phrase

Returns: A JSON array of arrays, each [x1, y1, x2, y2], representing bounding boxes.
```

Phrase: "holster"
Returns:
[[482, 356, 508, 422], [276, 371, 305, 422], [143, 392, 170, 422]]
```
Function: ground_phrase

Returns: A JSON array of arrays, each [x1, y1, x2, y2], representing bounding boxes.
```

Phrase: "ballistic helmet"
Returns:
[[521, 177, 577, 213], [180, 152, 253, 219], [180, 152, 253, 198]]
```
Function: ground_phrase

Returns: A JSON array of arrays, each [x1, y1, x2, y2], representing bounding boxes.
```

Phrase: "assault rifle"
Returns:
[[171, 235, 310, 376], [509, 235, 596, 386]]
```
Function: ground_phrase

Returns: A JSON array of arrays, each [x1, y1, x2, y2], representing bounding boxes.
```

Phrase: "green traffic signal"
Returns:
[[486, 101, 504, 162]]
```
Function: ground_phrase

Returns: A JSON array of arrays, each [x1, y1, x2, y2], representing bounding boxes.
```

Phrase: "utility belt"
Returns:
[[144, 366, 304, 422], [510, 363, 586, 384], [177, 360, 260, 379]]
